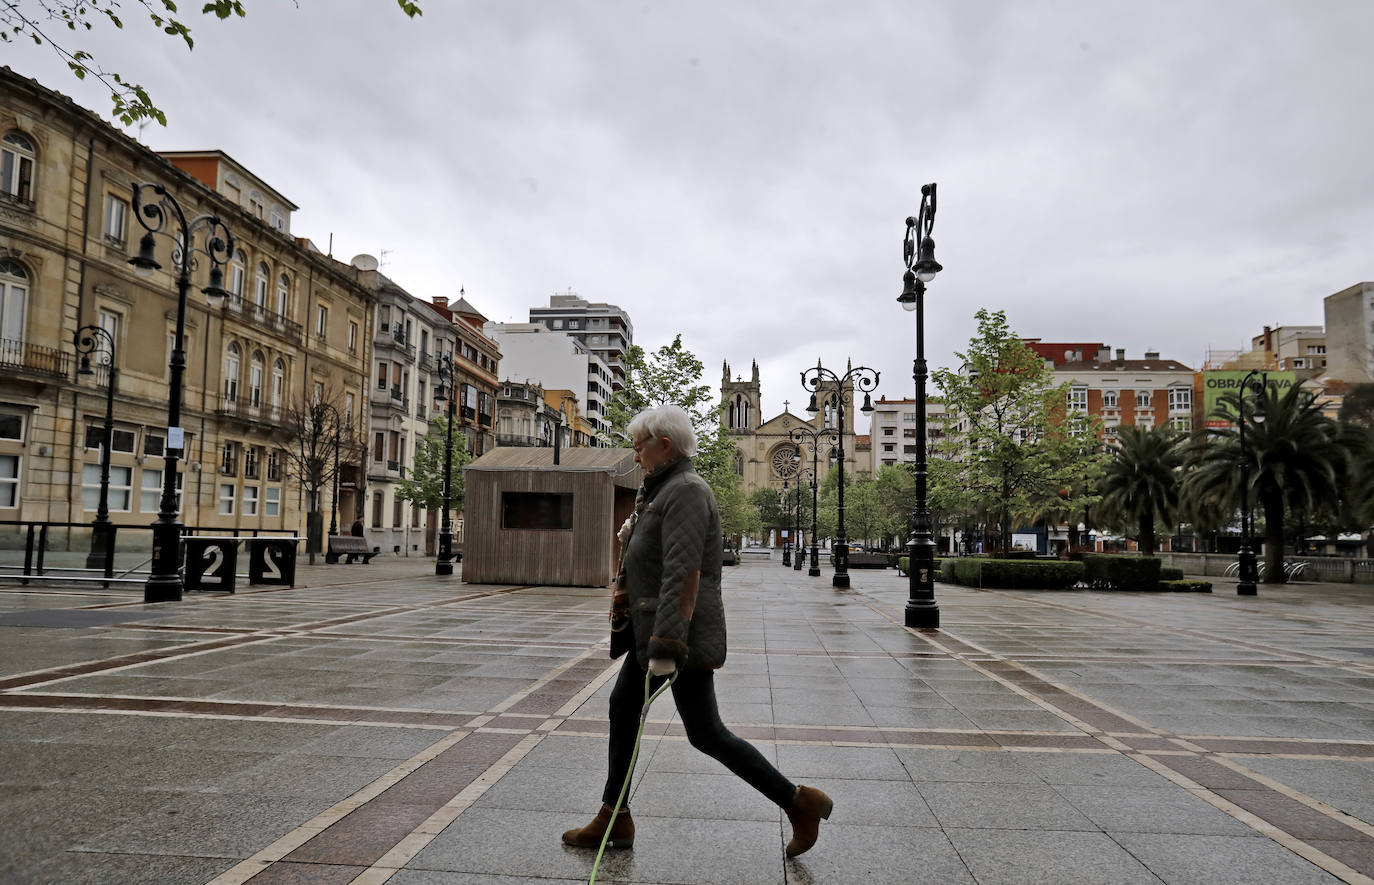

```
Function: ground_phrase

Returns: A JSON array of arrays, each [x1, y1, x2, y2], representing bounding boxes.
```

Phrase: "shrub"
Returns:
[[950, 558, 1084, 590], [1082, 554, 1163, 591], [897, 557, 945, 579], [1160, 579, 1212, 593], [1159, 566, 1185, 581], [940, 558, 957, 583]]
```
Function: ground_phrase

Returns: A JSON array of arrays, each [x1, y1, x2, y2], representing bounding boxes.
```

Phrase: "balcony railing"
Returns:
[[1, 338, 70, 379], [224, 295, 304, 342], [496, 433, 547, 447], [215, 394, 282, 425], [418, 352, 434, 373]]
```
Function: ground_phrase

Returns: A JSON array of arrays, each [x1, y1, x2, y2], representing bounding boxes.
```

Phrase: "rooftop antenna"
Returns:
[[380, 249, 393, 268]]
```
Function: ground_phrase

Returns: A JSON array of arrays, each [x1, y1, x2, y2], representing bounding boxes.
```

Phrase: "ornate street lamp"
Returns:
[[793, 465, 811, 572], [898, 182, 944, 628], [314, 401, 344, 537], [1235, 370, 1267, 596], [74, 324, 118, 573], [128, 182, 233, 603], [801, 360, 878, 589], [432, 352, 458, 576], [780, 481, 792, 567], [784, 417, 839, 577]]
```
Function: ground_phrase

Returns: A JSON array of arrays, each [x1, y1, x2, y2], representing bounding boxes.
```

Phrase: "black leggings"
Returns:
[[602, 649, 795, 809]]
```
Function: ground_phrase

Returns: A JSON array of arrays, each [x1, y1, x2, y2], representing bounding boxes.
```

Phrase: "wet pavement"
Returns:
[[1, 557, 1372, 884]]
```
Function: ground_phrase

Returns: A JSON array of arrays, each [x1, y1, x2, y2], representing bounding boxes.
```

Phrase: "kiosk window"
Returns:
[[502, 492, 573, 530]]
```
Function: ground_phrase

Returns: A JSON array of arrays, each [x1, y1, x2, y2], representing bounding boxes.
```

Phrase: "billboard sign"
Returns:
[[1201, 371, 1296, 429]]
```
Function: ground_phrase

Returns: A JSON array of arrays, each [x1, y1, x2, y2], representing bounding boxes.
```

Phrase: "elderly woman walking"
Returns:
[[561, 404, 833, 857]]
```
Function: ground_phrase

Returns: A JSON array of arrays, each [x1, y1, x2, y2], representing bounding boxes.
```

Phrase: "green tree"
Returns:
[[395, 416, 471, 513], [934, 308, 1103, 553], [1184, 384, 1354, 582], [749, 487, 787, 531], [606, 335, 718, 441], [3, 1, 422, 125], [1095, 426, 1184, 555]]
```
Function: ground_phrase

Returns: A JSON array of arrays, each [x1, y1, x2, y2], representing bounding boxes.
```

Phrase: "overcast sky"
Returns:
[[10, 1, 1374, 429]]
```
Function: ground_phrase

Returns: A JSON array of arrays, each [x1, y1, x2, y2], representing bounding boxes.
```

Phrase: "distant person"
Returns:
[[350, 517, 364, 538], [562, 404, 833, 857]]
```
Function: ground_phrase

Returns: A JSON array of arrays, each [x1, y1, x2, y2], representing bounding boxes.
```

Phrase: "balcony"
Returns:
[[418, 352, 434, 374], [224, 295, 304, 343], [0, 338, 70, 380], [215, 393, 282, 425], [497, 433, 546, 447]]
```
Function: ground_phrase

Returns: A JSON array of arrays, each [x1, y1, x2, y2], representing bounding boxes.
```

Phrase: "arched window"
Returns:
[[253, 262, 269, 308], [229, 250, 246, 297], [224, 341, 241, 402], [249, 351, 264, 408], [1, 132, 36, 205], [0, 258, 28, 342], [271, 358, 285, 409], [276, 273, 289, 316], [734, 450, 744, 477]]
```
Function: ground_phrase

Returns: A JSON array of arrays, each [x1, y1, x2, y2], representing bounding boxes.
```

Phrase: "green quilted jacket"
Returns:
[[622, 457, 726, 670]]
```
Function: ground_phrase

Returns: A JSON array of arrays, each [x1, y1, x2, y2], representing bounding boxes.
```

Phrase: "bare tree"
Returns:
[[274, 388, 367, 563]]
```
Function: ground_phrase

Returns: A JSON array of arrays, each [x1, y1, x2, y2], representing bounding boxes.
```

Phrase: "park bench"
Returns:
[[326, 535, 378, 564]]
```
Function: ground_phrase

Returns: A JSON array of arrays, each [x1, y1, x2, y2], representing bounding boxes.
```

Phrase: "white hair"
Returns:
[[627, 404, 699, 457]]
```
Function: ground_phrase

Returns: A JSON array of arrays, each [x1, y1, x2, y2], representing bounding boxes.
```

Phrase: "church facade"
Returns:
[[721, 360, 863, 497]]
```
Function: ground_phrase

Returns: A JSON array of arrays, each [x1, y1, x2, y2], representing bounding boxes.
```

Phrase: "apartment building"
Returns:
[[1325, 283, 1374, 384], [1249, 324, 1327, 373], [496, 381, 568, 449], [528, 292, 633, 392], [1053, 347, 1196, 437], [869, 396, 948, 472], [484, 322, 613, 441], [0, 68, 371, 540], [432, 294, 501, 457]]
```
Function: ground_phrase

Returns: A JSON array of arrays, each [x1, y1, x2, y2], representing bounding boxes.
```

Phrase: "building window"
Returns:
[[0, 453, 17, 507], [1135, 391, 1152, 408], [272, 358, 285, 409], [265, 487, 281, 517], [104, 193, 127, 245], [253, 262, 269, 309], [0, 258, 29, 342], [82, 463, 132, 511], [266, 450, 281, 481], [248, 190, 264, 219], [411, 504, 422, 529], [270, 206, 285, 231], [1168, 387, 1191, 412], [276, 274, 290, 316], [223, 341, 240, 402], [229, 250, 246, 297], [139, 469, 180, 512], [392, 497, 403, 527], [249, 351, 264, 407], [313, 381, 324, 404], [1068, 386, 1087, 412], [345, 392, 355, 422], [221, 441, 237, 476], [84, 424, 135, 453], [244, 446, 259, 479], [552, 319, 563, 329], [1, 132, 36, 205], [883, 444, 895, 452], [1170, 415, 1191, 432], [1102, 390, 1118, 408], [1307, 345, 1326, 355], [219, 483, 236, 514], [243, 485, 259, 515], [371, 492, 384, 528], [348, 320, 358, 353], [376, 361, 388, 390], [374, 432, 385, 462], [316, 305, 328, 339], [0, 411, 21, 441]]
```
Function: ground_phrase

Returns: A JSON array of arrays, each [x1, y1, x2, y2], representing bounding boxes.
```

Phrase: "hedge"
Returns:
[[1159, 566, 1185, 581], [896, 557, 946, 579], [1082, 554, 1163, 591], [1160, 579, 1212, 593], [951, 558, 1084, 590]]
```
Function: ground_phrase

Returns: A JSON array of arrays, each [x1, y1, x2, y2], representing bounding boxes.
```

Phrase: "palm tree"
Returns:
[[1095, 426, 1183, 555], [1184, 384, 1353, 583]]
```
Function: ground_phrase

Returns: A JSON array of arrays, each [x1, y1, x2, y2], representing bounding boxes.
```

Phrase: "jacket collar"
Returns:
[[641, 455, 691, 498]]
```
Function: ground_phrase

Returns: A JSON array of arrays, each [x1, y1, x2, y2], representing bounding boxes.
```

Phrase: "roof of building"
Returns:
[[1057, 358, 1193, 372], [855, 434, 871, 447]]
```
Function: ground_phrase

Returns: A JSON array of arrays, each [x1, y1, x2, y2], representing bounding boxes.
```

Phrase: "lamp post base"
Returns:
[[435, 560, 454, 576], [1237, 582, 1257, 596], [144, 575, 184, 603], [905, 602, 939, 629], [832, 573, 850, 589]]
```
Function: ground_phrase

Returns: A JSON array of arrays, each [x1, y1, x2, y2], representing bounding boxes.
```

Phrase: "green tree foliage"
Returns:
[[1095, 425, 1184, 555], [933, 308, 1103, 553], [3, 1, 422, 125], [395, 415, 471, 513], [1184, 384, 1355, 582], [749, 487, 787, 530]]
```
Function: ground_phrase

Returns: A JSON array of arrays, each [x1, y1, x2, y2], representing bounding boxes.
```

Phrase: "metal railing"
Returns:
[[1, 338, 70, 379]]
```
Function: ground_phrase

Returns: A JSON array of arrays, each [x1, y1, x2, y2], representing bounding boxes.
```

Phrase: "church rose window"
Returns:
[[771, 445, 800, 478]]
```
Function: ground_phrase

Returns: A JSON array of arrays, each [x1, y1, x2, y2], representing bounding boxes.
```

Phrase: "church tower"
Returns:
[[721, 360, 762, 434]]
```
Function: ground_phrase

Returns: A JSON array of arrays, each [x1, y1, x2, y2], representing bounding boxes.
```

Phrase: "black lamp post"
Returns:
[[74, 324, 117, 573], [800, 360, 878, 589], [793, 465, 811, 572], [785, 419, 838, 577], [1235, 370, 1267, 596], [898, 183, 944, 628], [128, 182, 234, 603], [780, 481, 792, 567], [432, 352, 457, 576]]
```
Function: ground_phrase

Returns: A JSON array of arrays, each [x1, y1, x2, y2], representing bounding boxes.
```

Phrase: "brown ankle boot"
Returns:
[[562, 803, 634, 849], [784, 785, 833, 857]]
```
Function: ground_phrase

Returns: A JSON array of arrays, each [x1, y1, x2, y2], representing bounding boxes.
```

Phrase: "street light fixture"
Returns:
[[1235, 370, 1267, 596], [899, 182, 943, 628], [129, 182, 234, 603], [74, 324, 118, 573], [432, 352, 458, 576], [800, 360, 878, 589], [785, 418, 839, 577]]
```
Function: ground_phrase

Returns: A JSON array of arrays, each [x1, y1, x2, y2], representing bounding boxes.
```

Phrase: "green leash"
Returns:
[[588, 668, 678, 885]]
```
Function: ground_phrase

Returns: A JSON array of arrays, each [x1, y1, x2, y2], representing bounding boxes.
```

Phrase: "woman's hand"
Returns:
[[648, 657, 676, 676], [617, 517, 633, 544]]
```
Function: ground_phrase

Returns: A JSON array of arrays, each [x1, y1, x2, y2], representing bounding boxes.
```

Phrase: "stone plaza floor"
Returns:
[[1, 557, 1372, 884]]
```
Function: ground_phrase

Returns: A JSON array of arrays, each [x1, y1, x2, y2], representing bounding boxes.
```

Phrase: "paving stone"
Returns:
[[786, 824, 973, 885], [1113, 832, 1344, 884], [14, 850, 235, 885], [917, 781, 1098, 830], [944, 828, 1161, 885]]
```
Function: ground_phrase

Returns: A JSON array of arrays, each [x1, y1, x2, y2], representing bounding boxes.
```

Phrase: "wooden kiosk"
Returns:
[[461, 447, 642, 587]]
